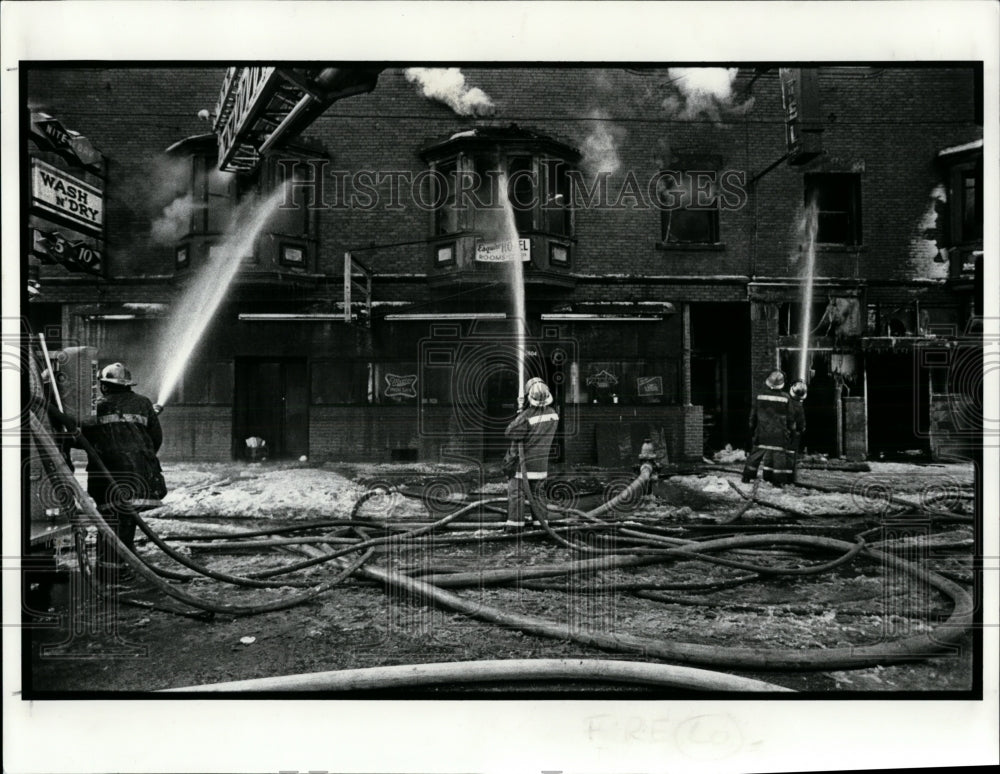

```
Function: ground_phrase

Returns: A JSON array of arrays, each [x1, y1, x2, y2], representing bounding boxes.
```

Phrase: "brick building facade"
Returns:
[[25, 66, 983, 464]]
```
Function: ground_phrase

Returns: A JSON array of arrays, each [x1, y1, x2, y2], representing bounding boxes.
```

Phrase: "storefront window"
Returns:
[[310, 360, 369, 405], [574, 359, 679, 405]]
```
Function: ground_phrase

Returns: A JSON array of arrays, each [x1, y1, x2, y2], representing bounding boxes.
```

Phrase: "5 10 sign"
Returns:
[[32, 228, 103, 275]]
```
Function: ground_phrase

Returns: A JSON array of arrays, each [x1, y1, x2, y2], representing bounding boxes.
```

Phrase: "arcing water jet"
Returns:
[[496, 171, 527, 406], [153, 185, 290, 407], [798, 196, 820, 383]]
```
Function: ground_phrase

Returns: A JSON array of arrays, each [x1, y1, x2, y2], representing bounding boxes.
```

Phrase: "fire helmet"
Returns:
[[525, 378, 553, 407], [99, 362, 137, 386], [765, 370, 786, 390], [790, 380, 808, 400]]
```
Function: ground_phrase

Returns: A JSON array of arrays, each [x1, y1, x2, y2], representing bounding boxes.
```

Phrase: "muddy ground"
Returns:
[[25, 457, 978, 696]]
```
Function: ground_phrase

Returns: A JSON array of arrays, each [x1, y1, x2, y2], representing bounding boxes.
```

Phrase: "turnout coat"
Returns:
[[744, 386, 796, 485], [505, 404, 559, 479], [82, 390, 166, 506]]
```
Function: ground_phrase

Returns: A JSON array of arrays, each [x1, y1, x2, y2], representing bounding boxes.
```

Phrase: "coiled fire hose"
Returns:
[[353, 534, 973, 671], [30, 413, 373, 616], [32, 412, 974, 675]]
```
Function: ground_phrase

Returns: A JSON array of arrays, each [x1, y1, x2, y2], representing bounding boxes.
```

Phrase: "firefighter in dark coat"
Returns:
[[503, 378, 559, 533], [742, 370, 795, 487], [81, 362, 165, 581], [787, 379, 808, 483]]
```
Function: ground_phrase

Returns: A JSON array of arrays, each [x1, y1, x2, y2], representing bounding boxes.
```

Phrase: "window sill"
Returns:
[[655, 242, 727, 252]]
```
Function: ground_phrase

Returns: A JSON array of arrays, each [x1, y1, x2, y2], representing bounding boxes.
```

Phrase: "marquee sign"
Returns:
[[31, 159, 104, 235], [213, 67, 382, 174], [214, 67, 282, 173], [30, 111, 102, 167]]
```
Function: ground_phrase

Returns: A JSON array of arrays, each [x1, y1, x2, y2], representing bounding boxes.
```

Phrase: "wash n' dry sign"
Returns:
[[31, 159, 104, 235], [475, 238, 530, 262]]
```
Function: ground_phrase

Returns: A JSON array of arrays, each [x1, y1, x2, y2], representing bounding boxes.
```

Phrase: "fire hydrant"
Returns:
[[636, 438, 663, 494]]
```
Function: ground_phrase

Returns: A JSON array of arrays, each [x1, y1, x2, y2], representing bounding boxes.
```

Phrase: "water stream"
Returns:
[[798, 196, 820, 383], [153, 184, 290, 406], [496, 171, 527, 405]]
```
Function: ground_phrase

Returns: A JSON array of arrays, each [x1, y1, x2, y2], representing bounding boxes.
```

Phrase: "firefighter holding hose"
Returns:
[[81, 362, 166, 584], [787, 379, 807, 483], [502, 377, 559, 534], [742, 370, 795, 488]]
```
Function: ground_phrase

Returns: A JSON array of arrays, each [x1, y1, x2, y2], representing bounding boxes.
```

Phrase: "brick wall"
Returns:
[[27, 65, 979, 463], [158, 405, 232, 461]]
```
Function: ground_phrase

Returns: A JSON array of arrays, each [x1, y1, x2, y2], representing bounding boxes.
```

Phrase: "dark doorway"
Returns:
[[233, 358, 308, 460], [866, 352, 931, 458], [691, 303, 751, 453]]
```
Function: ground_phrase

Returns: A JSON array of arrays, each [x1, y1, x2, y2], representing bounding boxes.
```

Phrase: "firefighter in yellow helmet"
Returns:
[[80, 362, 165, 583], [502, 377, 559, 533]]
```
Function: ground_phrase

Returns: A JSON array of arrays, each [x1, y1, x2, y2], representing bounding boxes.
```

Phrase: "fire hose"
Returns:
[[352, 535, 973, 671], [30, 413, 373, 616], [32, 411, 974, 674], [162, 657, 794, 693]]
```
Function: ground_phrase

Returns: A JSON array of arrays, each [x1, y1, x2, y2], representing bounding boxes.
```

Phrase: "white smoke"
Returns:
[[581, 110, 626, 177], [150, 195, 200, 245], [909, 185, 949, 278], [663, 67, 753, 121], [404, 68, 494, 116]]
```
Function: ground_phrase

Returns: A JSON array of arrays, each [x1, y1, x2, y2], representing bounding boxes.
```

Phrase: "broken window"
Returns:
[[659, 171, 720, 245], [804, 173, 862, 245]]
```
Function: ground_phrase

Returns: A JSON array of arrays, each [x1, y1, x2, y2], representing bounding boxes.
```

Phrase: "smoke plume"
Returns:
[[581, 110, 626, 177], [151, 195, 201, 245], [662, 67, 753, 121], [404, 68, 494, 116]]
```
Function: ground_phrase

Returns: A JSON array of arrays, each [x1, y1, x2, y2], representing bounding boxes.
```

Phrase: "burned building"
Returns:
[[24, 65, 984, 464]]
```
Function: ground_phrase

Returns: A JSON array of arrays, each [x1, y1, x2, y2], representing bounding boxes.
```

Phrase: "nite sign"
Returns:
[[31, 159, 104, 235]]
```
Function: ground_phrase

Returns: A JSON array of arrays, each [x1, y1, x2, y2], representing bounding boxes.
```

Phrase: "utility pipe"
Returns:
[[162, 658, 794, 693]]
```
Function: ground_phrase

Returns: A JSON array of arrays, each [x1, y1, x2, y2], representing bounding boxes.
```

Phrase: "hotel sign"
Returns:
[[31, 159, 104, 235], [475, 238, 530, 262]]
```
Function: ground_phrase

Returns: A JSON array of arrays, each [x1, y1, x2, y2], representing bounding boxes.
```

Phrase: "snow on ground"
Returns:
[[141, 457, 975, 524], [663, 459, 974, 517], [156, 463, 367, 519]]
